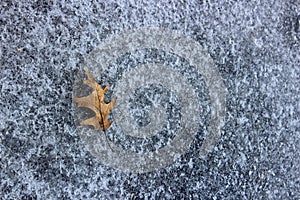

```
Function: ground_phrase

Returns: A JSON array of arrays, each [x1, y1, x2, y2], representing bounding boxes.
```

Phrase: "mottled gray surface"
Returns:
[[0, 0, 299, 199]]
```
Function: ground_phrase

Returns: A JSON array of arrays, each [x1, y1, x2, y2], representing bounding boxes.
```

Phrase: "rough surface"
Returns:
[[0, 0, 299, 199]]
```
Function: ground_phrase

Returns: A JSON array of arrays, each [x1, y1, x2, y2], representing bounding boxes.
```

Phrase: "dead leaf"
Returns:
[[73, 70, 117, 131]]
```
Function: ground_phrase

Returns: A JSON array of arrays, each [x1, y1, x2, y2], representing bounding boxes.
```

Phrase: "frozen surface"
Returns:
[[0, 0, 299, 199]]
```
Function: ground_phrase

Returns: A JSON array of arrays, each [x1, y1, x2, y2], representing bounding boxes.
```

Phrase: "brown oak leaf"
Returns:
[[73, 70, 117, 131]]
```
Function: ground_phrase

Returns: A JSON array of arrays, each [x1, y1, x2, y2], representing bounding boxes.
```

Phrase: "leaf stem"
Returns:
[[98, 90, 114, 151]]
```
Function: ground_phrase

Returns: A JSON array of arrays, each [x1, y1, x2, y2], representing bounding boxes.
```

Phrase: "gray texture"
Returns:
[[73, 28, 226, 173], [0, 0, 299, 199]]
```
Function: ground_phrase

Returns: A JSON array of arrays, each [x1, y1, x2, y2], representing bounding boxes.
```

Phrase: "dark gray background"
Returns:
[[0, 0, 299, 199]]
